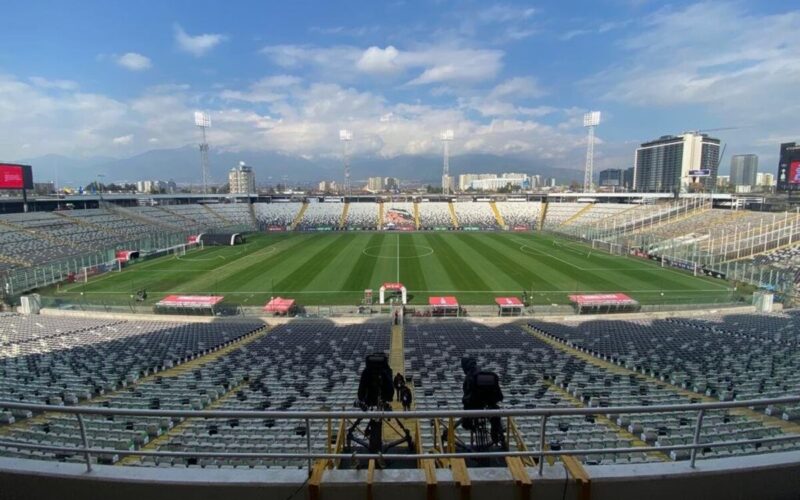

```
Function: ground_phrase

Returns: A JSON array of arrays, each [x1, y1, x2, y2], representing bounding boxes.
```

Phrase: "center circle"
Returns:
[[362, 244, 435, 259]]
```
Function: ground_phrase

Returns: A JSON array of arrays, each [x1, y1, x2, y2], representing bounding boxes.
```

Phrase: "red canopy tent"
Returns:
[[568, 293, 639, 314], [263, 297, 296, 315], [428, 296, 459, 316], [155, 295, 224, 314], [495, 297, 524, 316]]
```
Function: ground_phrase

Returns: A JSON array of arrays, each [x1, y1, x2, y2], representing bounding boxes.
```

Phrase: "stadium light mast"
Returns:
[[194, 111, 212, 194], [339, 129, 353, 198], [583, 111, 601, 193], [440, 129, 454, 195]]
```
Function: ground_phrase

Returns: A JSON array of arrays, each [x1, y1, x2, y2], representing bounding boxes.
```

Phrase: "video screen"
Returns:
[[790, 161, 800, 184], [0, 164, 26, 189]]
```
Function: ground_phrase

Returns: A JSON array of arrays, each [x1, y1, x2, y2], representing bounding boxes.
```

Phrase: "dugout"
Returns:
[[197, 233, 245, 246], [568, 293, 640, 315], [495, 297, 524, 316]]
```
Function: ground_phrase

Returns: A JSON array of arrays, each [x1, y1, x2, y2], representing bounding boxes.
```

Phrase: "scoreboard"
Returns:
[[0, 163, 34, 190], [778, 143, 800, 192]]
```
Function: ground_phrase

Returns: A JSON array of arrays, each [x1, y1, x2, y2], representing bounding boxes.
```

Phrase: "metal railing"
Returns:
[[2, 396, 800, 475]]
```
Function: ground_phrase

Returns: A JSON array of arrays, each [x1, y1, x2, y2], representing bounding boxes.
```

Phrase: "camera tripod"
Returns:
[[344, 399, 414, 468]]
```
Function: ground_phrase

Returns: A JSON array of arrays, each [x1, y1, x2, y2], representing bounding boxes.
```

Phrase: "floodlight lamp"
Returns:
[[194, 111, 211, 128], [583, 111, 601, 127]]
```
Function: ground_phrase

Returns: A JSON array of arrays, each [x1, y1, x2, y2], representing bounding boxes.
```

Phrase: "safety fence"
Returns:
[[1, 396, 799, 475]]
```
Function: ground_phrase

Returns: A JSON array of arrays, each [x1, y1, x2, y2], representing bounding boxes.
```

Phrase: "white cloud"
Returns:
[[116, 53, 152, 71], [29, 76, 78, 90], [261, 43, 504, 85], [0, 72, 585, 168], [174, 24, 227, 57], [220, 75, 302, 103], [595, 1, 800, 166], [356, 46, 402, 75], [112, 134, 133, 145]]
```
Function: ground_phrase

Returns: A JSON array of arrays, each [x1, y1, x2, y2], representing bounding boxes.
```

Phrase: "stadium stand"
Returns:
[[529, 314, 800, 458], [530, 311, 800, 423], [494, 201, 540, 229], [296, 202, 343, 229], [132, 322, 391, 468], [383, 202, 416, 229], [542, 203, 590, 229], [563, 203, 633, 227], [345, 202, 378, 230], [417, 202, 454, 229], [205, 204, 256, 228], [253, 203, 301, 228], [0, 316, 265, 463], [452, 202, 497, 229]]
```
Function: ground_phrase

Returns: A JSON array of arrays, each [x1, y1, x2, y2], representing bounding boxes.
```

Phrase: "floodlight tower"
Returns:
[[440, 129, 454, 195], [194, 111, 212, 194], [339, 129, 353, 197], [583, 111, 601, 192]]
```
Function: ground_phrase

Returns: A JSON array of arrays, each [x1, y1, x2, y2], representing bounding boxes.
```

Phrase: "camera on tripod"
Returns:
[[445, 357, 507, 456], [356, 353, 394, 410], [345, 353, 414, 463]]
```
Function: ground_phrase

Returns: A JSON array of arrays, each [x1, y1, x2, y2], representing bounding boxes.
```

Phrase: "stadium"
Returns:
[[2, 192, 800, 500]]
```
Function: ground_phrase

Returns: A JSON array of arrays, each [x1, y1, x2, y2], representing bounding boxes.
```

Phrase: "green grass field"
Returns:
[[49, 232, 740, 307]]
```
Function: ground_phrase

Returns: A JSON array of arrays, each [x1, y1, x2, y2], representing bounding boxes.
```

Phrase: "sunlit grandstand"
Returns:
[[1, 192, 800, 499]]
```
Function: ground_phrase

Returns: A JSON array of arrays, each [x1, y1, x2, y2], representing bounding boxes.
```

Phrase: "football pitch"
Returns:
[[52, 232, 739, 307]]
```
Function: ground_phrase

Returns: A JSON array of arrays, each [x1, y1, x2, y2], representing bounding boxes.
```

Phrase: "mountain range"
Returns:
[[13, 147, 587, 188]]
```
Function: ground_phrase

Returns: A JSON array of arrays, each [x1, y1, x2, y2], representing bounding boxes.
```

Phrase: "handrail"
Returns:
[[2, 396, 799, 419], [2, 396, 800, 476]]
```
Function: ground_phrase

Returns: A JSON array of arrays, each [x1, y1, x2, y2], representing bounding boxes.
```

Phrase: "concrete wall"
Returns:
[[3, 452, 800, 500]]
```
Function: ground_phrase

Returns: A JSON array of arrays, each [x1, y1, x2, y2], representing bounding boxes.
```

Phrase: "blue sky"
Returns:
[[0, 0, 798, 173]]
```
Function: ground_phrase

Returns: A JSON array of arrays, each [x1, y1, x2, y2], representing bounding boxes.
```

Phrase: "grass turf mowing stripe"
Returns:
[[454, 233, 544, 291], [342, 233, 384, 291], [422, 233, 490, 292], [491, 233, 640, 294], [399, 234, 428, 294], [273, 233, 356, 291], [178, 233, 315, 293]]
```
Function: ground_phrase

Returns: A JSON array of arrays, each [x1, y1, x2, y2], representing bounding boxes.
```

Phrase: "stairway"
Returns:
[[201, 204, 233, 225], [413, 203, 420, 230], [377, 202, 384, 229], [339, 202, 349, 230], [538, 200, 548, 230], [489, 201, 506, 229], [447, 202, 459, 229], [560, 203, 595, 227], [291, 202, 308, 229]]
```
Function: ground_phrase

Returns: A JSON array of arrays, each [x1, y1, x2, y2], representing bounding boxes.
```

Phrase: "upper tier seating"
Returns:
[[253, 203, 301, 228], [453, 202, 497, 228], [345, 203, 378, 229], [495, 202, 540, 228]]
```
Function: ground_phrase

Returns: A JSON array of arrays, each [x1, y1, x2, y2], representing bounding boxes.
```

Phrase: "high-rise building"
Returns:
[[228, 162, 256, 194], [777, 142, 800, 192], [634, 132, 720, 193], [729, 154, 758, 188], [367, 177, 384, 192], [318, 180, 337, 192], [384, 177, 399, 191], [623, 167, 634, 190], [598, 169, 623, 187], [757, 172, 775, 188]]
